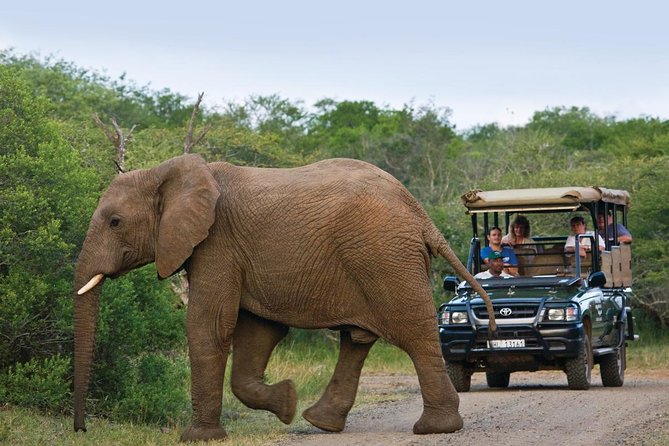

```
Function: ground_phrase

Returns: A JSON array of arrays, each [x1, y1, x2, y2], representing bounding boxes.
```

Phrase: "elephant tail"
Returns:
[[426, 227, 497, 332]]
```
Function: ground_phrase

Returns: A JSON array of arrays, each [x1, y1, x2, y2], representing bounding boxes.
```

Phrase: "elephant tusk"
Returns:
[[77, 274, 105, 295]]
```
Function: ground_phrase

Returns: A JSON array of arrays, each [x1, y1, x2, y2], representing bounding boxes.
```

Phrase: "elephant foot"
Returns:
[[412, 408, 463, 434], [272, 379, 298, 424], [302, 404, 347, 432], [180, 424, 228, 442]]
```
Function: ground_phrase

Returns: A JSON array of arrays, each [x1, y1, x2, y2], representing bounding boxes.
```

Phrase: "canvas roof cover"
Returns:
[[461, 187, 631, 213]]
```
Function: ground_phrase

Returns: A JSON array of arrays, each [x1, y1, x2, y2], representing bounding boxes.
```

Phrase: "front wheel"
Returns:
[[446, 361, 472, 392], [565, 333, 593, 390], [600, 342, 626, 387], [486, 371, 510, 388]]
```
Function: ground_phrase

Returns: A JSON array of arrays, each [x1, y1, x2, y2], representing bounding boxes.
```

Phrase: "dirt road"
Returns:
[[276, 370, 669, 446]]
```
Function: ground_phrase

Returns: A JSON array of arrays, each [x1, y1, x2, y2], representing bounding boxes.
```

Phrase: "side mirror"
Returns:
[[588, 271, 607, 288], [443, 276, 460, 292]]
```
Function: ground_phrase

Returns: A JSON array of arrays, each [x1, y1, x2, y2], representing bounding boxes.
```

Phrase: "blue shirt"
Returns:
[[480, 246, 518, 266]]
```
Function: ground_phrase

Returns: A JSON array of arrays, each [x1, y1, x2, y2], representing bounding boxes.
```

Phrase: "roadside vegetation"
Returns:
[[0, 49, 668, 444]]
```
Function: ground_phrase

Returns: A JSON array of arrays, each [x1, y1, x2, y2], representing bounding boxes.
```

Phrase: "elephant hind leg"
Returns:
[[411, 370, 463, 435], [303, 330, 375, 432], [397, 324, 463, 434], [230, 310, 297, 424]]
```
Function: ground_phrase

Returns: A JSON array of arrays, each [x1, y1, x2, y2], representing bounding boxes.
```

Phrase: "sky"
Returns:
[[1, 1, 667, 130]]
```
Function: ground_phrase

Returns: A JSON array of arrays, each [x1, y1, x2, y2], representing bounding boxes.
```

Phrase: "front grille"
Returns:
[[473, 304, 539, 320]]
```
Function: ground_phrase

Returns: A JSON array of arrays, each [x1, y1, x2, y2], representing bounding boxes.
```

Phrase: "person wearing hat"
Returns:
[[475, 251, 513, 279]]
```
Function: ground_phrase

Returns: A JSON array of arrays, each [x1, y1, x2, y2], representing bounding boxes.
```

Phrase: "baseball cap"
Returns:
[[488, 251, 503, 260]]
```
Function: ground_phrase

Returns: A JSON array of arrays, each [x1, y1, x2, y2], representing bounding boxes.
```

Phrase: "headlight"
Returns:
[[547, 308, 565, 321], [451, 311, 469, 324], [546, 306, 578, 321], [440, 309, 469, 325]]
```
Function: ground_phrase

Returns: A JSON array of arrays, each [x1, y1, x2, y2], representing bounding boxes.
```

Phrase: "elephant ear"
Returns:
[[152, 154, 220, 279]]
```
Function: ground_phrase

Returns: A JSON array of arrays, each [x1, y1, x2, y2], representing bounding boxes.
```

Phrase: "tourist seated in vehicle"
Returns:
[[502, 214, 539, 263], [475, 251, 513, 279], [480, 226, 519, 276], [502, 215, 536, 248], [564, 216, 605, 257], [597, 211, 632, 245]]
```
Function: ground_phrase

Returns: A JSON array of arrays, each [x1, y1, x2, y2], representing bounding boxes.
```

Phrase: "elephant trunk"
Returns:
[[73, 261, 104, 432]]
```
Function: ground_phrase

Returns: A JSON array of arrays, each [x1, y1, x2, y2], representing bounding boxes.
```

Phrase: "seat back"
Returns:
[[601, 244, 633, 288], [567, 252, 593, 278], [527, 250, 567, 275], [619, 244, 632, 287], [514, 247, 537, 275]]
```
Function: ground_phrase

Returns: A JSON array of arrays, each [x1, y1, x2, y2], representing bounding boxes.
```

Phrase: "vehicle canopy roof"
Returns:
[[461, 187, 631, 214]]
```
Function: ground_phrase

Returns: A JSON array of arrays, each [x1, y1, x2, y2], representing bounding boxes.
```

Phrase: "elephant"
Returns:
[[73, 154, 496, 442]]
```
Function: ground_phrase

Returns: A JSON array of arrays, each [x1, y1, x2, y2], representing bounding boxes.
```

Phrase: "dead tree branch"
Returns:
[[93, 112, 136, 173], [173, 92, 214, 305], [170, 273, 190, 307], [183, 92, 212, 154]]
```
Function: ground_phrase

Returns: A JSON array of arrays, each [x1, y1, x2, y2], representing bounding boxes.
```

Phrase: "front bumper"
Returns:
[[439, 322, 584, 364]]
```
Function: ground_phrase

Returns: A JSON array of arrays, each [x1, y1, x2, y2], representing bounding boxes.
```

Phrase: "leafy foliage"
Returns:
[[109, 353, 191, 425], [0, 65, 97, 374], [0, 50, 194, 128], [0, 354, 71, 411]]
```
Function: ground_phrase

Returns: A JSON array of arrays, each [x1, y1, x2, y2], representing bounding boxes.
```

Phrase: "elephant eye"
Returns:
[[109, 217, 121, 228]]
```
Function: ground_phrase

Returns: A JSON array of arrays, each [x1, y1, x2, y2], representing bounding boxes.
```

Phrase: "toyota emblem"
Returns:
[[500, 307, 513, 317]]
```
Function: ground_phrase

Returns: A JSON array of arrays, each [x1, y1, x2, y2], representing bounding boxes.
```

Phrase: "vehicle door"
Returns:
[[584, 288, 607, 347], [598, 290, 625, 346]]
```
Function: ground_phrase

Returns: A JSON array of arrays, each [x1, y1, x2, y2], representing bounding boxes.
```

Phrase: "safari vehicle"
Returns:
[[438, 187, 638, 391]]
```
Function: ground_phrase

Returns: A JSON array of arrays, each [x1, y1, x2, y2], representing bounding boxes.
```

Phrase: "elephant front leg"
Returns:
[[180, 282, 238, 442], [180, 333, 230, 441], [230, 310, 297, 424], [302, 329, 376, 432]]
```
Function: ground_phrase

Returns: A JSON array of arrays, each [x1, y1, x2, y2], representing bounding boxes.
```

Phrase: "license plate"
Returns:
[[488, 339, 526, 348]]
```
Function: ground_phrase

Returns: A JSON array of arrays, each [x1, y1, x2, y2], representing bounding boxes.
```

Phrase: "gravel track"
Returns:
[[275, 370, 669, 446]]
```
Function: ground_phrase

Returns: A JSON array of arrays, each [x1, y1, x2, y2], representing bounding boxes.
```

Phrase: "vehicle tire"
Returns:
[[446, 361, 472, 392], [486, 371, 510, 388], [565, 333, 593, 390], [600, 341, 626, 387]]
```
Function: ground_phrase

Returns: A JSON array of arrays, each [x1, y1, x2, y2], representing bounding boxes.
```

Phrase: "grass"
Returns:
[[626, 312, 669, 369], [627, 340, 669, 370], [2, 326, 666, 446]]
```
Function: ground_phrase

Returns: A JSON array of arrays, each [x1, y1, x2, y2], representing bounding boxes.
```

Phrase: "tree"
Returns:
[[0, 64, 97, 373], [0, 50, 193, 129], [527, 106, 613, 151], [603, 117, 669, 158]]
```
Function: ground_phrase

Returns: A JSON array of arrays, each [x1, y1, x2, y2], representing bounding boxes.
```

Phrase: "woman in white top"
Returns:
[[502, 215, 536, 247], [502, 215, 538, 265]]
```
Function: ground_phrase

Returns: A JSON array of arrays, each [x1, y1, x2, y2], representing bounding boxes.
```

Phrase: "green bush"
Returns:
[[85, 266, 188, 422], [0, 354, 71, 412], [110, 353, 191, 425]]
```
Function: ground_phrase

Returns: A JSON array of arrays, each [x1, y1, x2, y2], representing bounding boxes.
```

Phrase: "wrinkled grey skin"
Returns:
[[73, 154, 495, 442]]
